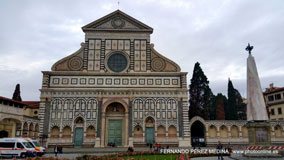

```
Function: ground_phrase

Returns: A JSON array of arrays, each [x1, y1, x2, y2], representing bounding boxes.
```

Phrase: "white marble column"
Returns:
[[100, 112, 106, 147]]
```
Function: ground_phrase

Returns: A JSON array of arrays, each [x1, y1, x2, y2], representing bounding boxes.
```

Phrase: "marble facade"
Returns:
[[39, 10, 189, 147]]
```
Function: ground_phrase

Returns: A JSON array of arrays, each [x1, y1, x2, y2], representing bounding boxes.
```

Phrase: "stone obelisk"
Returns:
[[245, 43, 270, 145], [246, 44, 269, 121]]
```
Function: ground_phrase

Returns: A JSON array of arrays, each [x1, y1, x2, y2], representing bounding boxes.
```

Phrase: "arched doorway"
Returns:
[[34, 124, 39, 138], [134, 125, 143, 138], [50, 126, 60, 138], [74, 117, 84, 147], [0, 118, 22, 137], [29, 123, 34, 138], [145, 117, 155, 145], [191, 121, 206, 147], [105, 102, 126, 147], [22, 122, 28, 137], [62, 126, 72, 138], [0, 130, 8, 138]]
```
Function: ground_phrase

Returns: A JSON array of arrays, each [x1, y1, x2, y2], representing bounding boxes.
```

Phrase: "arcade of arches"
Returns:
[[0, 97, 40, 139], [189, 116, 284, 146], [0, 118, 40, 139]]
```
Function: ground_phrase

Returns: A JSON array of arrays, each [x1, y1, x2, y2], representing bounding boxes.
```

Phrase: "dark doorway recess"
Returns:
[[191, 121, 206, 147]]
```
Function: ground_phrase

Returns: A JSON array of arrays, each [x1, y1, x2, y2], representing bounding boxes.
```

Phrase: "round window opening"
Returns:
[[107, 52, 128, 72]]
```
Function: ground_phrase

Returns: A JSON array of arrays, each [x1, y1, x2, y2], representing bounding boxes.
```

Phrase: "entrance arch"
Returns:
[[191, 120, 206, 147], [145, 116, 155, 145], [0, 118, 22, 138], [103, 102, 127, 147], [74, 117, 84, 147]]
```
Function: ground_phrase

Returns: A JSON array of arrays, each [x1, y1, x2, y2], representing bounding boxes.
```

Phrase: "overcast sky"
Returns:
[[0, 0, 283, 100]]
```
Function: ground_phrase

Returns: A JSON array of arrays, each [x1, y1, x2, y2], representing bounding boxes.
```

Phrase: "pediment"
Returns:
[[82, 10, 153, 33]]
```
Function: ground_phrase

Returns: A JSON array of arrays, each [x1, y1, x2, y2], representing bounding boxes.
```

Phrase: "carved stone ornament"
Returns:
[[151, 57, 166, 71], [68, 56, 83, 71], [111, 17, 125, 29]]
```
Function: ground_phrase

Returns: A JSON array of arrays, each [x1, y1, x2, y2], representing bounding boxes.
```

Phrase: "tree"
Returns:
[[215, 93, 227, 120], [232, 84, 247, 120], [12, 84, 22, 101], [188, 62, 214, 120], [209, 95, 217, 120], [227, 79, 244, 120]]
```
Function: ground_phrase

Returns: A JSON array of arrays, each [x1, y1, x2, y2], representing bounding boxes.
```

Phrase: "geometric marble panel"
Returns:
[[71, 78, 78, 84], [95, 40, 101, 49], [53, 78, 60, 84], [114, 78, 120, 85], [164, 79, 170, 85], [134, 40, 140, 49], [141, 51, 146, 60], [147, 79, 153, 85], [131, 79, 137, 85], [141, 40, 146, 50], [155, 79, 162, 85], [106, 78, 112, 85], [89, 50, 94, 60], [97, 78, 104, 85], [95, 50, 100, 59], [134, 61, 140, 71], [141, 61, 146, 71], [118, 40, 124, 50], [89, 78, 95, 85], [172, 79, 178, 85], [122, 79, 129, 85], [124, 40, 130, 50], [139, 79, 145, 85], [106, 40, 111, 50], [80, 78, 86, 84], [62, 78, 69, 84], [112, 40, 117, 50], [89, 40, 95, 49]]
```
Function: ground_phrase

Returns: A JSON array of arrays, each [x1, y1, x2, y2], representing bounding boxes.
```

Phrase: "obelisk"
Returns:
[[245, 43, 270, 146], [246, 43, 269, 121]]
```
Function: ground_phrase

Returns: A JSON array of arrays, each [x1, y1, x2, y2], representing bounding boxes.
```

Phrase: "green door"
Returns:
[[74, 127, 84, 147], [108, 119, 122, 146], [146, 127, 155, 144]]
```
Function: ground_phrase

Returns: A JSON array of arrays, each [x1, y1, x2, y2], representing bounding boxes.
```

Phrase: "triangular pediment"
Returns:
[[82, 10, 153, 33]]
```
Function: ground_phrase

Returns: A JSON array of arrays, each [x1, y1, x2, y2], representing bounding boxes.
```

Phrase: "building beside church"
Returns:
[[0, 96, 40, 139], [39, 10, 190, 147], [264, 84, 284, 120]]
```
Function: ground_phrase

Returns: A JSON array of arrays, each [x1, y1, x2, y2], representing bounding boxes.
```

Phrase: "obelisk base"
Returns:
[[246, 120, 271, 146]]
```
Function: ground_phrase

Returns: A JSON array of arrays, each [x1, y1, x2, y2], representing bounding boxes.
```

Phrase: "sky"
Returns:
[[0, 0, 284, 100]]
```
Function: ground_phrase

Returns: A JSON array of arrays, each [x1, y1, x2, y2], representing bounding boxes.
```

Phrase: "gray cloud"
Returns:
[[0, 0, 283, 100]]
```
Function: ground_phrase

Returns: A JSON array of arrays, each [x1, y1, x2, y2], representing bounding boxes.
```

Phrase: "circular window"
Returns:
[[107, 52, 128, 72]]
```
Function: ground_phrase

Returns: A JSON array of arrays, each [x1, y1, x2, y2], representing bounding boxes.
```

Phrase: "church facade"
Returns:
[[39, 10, 190, 147], [38, 10, 284, 148]]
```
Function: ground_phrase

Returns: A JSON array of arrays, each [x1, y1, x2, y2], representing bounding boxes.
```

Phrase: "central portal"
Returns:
[[103, 102, 127, 147], [108, 119, 122, 146]]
